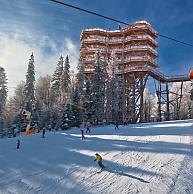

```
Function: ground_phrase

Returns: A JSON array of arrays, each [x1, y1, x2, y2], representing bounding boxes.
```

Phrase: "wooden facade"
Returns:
[[80, 20, 189, 123]]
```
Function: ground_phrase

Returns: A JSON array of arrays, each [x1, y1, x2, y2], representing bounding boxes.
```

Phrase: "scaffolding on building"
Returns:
[[80, 20, 190, 123]]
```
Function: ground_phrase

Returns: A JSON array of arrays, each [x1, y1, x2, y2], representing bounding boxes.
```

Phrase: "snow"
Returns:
[[1, 119, 193, 194]]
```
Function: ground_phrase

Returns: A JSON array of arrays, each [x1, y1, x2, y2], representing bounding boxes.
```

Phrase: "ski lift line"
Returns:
[[50, 0, 132, 27], [51, 0, 193, 48]]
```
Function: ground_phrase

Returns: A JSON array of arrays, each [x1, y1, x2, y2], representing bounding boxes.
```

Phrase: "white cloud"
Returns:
[[0, 35, 79, 96]]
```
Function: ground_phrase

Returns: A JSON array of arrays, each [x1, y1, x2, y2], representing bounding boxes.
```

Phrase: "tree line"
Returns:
[[0, 51, 192, 137]]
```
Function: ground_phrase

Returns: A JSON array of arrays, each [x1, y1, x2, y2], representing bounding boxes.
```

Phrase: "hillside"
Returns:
[[0, 120, 193, 194]]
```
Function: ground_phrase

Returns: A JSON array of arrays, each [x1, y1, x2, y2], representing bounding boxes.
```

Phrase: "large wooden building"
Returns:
[[79, 20, 158, 123], [80, 20, 158, 71]]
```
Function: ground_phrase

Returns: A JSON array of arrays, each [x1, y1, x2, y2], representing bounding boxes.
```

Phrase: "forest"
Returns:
[[0, 51, 192, 138]]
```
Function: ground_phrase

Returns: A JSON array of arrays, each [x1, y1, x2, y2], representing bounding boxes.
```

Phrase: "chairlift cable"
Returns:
[[50, 0, 193, 47]]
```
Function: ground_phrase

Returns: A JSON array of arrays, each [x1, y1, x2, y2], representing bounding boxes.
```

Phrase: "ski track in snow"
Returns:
[[167, 135, 193, 194], [1, 120, 193, 193]]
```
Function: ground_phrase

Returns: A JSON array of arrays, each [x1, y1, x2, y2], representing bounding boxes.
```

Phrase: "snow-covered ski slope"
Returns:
[[1, 119, 193, 194]]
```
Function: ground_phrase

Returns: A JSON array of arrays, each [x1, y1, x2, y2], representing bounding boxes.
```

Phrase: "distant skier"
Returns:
[[123, 119, 127, 126], [94, 153, 105, 170], [86, 125, 91, 133], [17, 139, 20, 149], [48, 125, 51, 132], [42, 128, 46, 138], [115, 122, 119, 130], [80, 129, 85, 140]]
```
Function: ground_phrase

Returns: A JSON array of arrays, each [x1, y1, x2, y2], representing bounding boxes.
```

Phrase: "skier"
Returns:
[[123, 119, 127, 126], [115, 122, 119, 130], [17, 139, 20, 149], [42, 128, 46, 138], [86, 124, 91, 133], [80, 129, 85, 140], [94, 153, 105, 170], [48, 125, 51, 132]]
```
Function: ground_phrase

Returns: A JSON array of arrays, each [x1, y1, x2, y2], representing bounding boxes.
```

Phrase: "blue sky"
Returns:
[[1, 0, 193, 95]]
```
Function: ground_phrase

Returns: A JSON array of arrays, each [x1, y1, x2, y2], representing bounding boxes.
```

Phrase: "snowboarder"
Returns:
[[94, 153, 105, 170], [80, 129, 85, 140], [42, 128, 46, 138], [86, 125, 91, 133], [17, 139, 20, 149], [115, 122, 119, 130]]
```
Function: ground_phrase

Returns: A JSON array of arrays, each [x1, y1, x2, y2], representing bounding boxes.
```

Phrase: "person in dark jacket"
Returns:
[[17, 139, 20, 149], [42, 128, 46, 138], [115, 122, 119, 130], [123, 119, 127, 126]]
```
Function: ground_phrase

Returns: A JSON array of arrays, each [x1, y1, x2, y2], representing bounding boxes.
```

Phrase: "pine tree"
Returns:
[[59, 55, 71, 103], [82, 80, 93, 122], [90, 51, 107, 124], [51, 55, 64, 93], [76, 58, 85, 96], [71, 87, 82, 127], [105, 52, 120, 121], [23, 53, 36, 112], [31, 99, 42, 129], [0, 66, 8, 117], [73, 58, 85, 121], [22, 53, 36, 131], [61, 104, 73, 130]]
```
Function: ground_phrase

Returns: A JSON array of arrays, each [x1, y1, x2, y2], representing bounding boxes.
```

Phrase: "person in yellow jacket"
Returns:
[[94, 153, 105, 170]]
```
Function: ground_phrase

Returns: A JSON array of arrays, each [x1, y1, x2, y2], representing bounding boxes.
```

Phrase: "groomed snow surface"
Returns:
[[1, 120, 193, 194]]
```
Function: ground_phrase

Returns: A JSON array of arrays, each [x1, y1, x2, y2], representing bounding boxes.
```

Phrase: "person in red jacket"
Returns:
[[86, 125, 91, 133], [80, 129, 85, 140]]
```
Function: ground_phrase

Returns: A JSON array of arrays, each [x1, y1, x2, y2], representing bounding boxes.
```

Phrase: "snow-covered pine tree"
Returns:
[[0, 66, 8, 117], [105, 51, 120, 122], [82, 80, 93, 122], [23, 53, 36, 112], [31, 99, 42, 130], [51, 55, 64, 94], [0, 66, 8, 133], [90, 51, 107, 125], [59, 55, 71, 104], [61, 104, 73, 130], [35, 75, 52, 128], [73, 58, 85, 120], [76, 58, 85, 95], [71, 87, 82, 127], [49, 56, 67, 128], [69, 70, 76, 102], [22, 53, 36, 131]]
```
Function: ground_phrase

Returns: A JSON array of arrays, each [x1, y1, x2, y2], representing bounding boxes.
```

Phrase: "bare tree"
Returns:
[[143, 88, 157, 122]]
